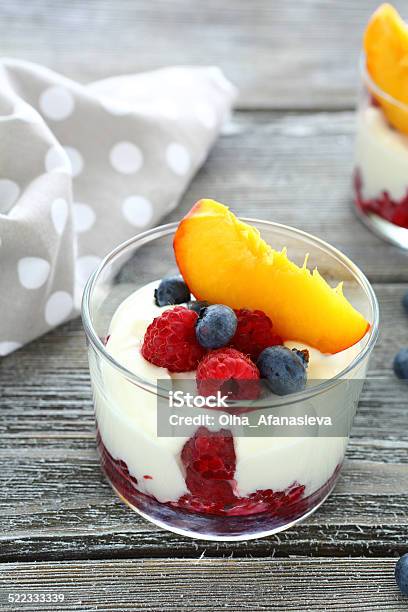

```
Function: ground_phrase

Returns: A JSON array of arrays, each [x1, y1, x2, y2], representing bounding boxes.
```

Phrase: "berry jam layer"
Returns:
[[354, 169, 408, 229], [97, 427, 340, 519]]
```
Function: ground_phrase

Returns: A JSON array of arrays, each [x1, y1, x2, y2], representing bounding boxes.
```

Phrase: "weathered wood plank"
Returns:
[[0, 558, 405, 611], [0, 0, 406, 110]]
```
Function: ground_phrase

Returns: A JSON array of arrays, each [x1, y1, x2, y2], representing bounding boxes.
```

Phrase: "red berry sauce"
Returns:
[[97, 427, 340, 520], [354, 168, 408, 229]]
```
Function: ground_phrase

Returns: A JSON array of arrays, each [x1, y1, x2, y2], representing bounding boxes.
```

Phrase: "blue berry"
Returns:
[[154, 276, 190, 307], [195, 304, 237, 349], [257, 346, 308, 396], [393, 348, 408, 379], [396, 553, 408, 596], [403, 292, 408, 314], [186, 300, 210, 314]]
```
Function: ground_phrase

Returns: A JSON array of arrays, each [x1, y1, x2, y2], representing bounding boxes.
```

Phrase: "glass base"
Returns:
[[112, 480, 337, 542], [354, 203, 408, 249]]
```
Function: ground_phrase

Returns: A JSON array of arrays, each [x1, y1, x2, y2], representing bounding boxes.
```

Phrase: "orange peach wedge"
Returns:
[[364, 3, 408, 134], [173, 200, 369, 354]]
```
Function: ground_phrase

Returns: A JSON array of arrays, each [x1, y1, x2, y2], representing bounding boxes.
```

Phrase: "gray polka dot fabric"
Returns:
[[0, 59, 236, 356]]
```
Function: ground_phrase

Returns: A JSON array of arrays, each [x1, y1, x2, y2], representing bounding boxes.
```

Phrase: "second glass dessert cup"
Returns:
[[354, 56, 408, 248], [82, 220, 379, 541]]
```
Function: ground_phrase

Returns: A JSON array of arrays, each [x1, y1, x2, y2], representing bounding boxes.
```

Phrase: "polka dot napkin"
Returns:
[[0, 59, 236, 356]]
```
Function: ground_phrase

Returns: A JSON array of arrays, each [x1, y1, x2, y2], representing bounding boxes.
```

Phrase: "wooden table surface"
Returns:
[[1, 1, 408, 610]]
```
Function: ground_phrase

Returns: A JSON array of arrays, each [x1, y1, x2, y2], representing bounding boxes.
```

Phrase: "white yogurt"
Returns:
[[355, 105, 408, 201], [93, 281, 368, 503]]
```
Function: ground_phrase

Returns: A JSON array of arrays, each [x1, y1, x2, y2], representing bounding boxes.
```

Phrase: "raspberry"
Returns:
[[180, 427, 236, 506], [227, 484, 305, 516], [141, 306, 206, 372], [196, 347, 260, 400], [231, 309, 282, 360], [178, 427, 306, 514], [354, 168, 408, 229], [392, 204, 408, 228]]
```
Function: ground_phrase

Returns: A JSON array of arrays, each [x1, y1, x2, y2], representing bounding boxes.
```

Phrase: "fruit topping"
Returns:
[[364, 4, 408, 134], [180, 426, 237, 506], [257, 345, 308, 396], [174, 199, 369, 353], [196, 347, 260, 400], [231, 308, 282, 360], [396, 553, 408, 596], [186, 300, 210, 314], [141, 306, 206, 372], [154, 275, 191, 306], [393, 347, 408, 379], [195, 304, 237, 349]]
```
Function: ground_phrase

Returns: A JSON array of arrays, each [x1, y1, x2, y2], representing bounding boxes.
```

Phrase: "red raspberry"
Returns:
[[177, 426, 306, 515], [393, 203, 408, 228], [141, 306, 205, 372], [180, 427, 236, 506], [231, 308, 282, 360], [196, 347, 260, 400]]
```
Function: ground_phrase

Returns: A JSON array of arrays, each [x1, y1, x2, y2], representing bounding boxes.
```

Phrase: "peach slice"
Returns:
[[364, 3, 408, 134], [174, 200, 369, 354]]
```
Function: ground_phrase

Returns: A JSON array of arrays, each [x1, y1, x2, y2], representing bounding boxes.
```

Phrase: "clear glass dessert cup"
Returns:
[[354, 55, 408, 248], [82, 219, 379, 541]]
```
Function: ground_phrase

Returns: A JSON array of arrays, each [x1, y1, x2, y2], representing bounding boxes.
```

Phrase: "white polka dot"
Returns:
[[166, 143, 191, 176], [63, 146, 83, 177], [122, 196, 154, 227], [110, 142, 143, 174], [45, 146, 71, 174], [39, 86, 75, 121], [18, 257, 50, 289], [51, 198, 69, 235], [0, 341, 22, 356], [73, 203, 95, 233], [45, 291, 73, 326], [0, 179, 20, 214], [195, 102, 216, 129]]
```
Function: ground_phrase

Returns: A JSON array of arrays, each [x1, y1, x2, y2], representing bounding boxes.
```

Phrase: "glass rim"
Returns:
[[81, 218, 379, 407], [359, 52, 408, 113]]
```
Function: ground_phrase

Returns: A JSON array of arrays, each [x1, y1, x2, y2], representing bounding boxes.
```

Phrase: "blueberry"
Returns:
[[154, 276, 190, 307], [393, 348, 408, 379], [396, 553, 408, 596], [257, 346, 308, 396], [195, 304, 237, 349], [186, 300, 210, 314], [403, 292, 408, 314]]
